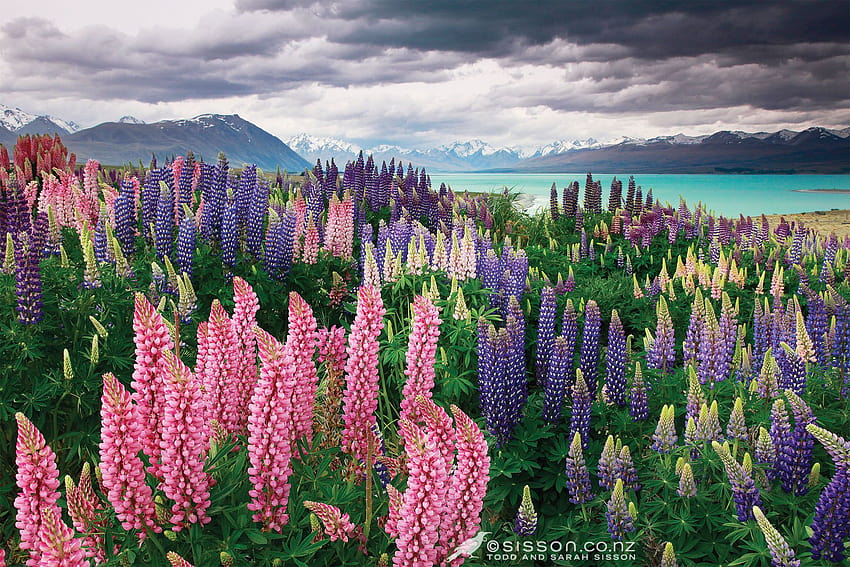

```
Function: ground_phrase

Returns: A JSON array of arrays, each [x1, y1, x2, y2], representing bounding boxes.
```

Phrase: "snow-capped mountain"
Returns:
[[118, 116, 145, 124], [286, 133, 363, 163], [0, 104, 80, 134]]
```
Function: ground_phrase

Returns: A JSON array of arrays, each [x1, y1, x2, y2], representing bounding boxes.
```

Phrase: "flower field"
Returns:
[[0, 134, 848, 566]]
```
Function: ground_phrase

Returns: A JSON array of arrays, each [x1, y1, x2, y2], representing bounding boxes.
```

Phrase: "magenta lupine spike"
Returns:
[[441, 405, 490, 567], [566, 432, 593, 505], [598, 435, 617, 490], [393, 419, 449, 567], [35, 507, 87, 567], [196, 300, 239, 439], [14, 413, 62, 567], [753, 506, 801, 567], [130, 292, 174, 478], [230, 276, 260, 436], [417, 397, 456, 475], [99, 373, 159, 537], [159, 351, 213, 530], [400, 295, 442, 424], [285, 291, 320, 446], [342, 285, 386, 465], [384, 483, 403, 539], [247, 328, 298, 532], [647, 296, 676, 374], [0, 549, 5, 567], [65, 464, 106, 562], [303, 501, 356, 542]]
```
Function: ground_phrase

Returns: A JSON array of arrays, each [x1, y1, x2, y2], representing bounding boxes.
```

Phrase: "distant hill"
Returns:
[[66, 114, 310, 171], [506, 128, 850, 174]]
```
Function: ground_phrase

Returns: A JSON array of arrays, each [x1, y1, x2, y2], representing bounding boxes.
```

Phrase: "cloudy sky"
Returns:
[[1, 0, 848, 149]]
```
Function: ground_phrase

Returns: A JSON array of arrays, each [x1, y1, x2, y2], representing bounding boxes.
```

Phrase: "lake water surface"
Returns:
[[431, 173, 850, 217]]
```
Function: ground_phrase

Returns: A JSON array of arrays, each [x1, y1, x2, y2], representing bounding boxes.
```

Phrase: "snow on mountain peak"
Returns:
[[118, 115, 145, 125]]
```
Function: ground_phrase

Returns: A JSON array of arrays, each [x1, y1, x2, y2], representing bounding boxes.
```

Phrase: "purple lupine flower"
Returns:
[[176, 212, 196, 277], [505, 296, 528, 425], [833, 299, 850, 396], [598, 435, 618, 490], [246, 180, 269, 259], [140, 168, 160, 242], [220, 196, 239, 270], [755, 427, 777, 480], [717, 292, 738, 379], [566, 432, 593, 505], [615, 445, 641, 491], [570, 369, 592, 449], [579, 300, 601, 399], [647, 296, 676, 374], [236, 164, 257, 224], [778, 344, 807, 394], [93, 205, 110, 264], [604, 310, 628, 406], [784, 391, 815, 496], [477, 316, 525, 447], [651, 405, 678, 453], [264, 209, 295, 281], [175, 155, 195, 224], [537, 286, 557, 387], [753, 506, 801, 567], [677, 462, 696, 498], [549, 182, 560, 219], [695, 401, 722, 444], [14, 215, 46, 325], [605, 479, 635, 541], [805, 296, 830, 367], [513, 485, 537, 537], [155, 182, 174, 261], [629, 362, 648, 421], [562, 299, 578, 388], [542, 336, 570, 424], [201, 153, 228, 243], [114, 179, 136, 257], [806, 424, 850, 562], [726, 398, 748, 442], [770, 398, 795, 492], [713, 441, 761, 521]]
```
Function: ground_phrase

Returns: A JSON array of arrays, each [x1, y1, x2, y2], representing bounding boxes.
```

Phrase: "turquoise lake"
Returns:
[[430, 173, 850, 217]]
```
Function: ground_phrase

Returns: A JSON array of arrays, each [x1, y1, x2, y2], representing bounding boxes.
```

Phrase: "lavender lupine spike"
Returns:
[[605, 479, 635, 541], [752, 506, 801, 567], [615, 445, 641, 491], [114, 179, 137, 257], [536, 286, 557, 388], [683, 289, 705, 367], [598, 435, 617, 490], [220, 196, 239, 270], [565, 432, 593, 505], [176, 208, 196, 277], [154, 181, 174, 261], [604, 310, 628, 407], [808, 463, 850, 562], [784, 390, 815, 496], [677, 462, 696, 498], [14, 224, 45, 325], [756, 427, 777, 480], [513, 485, 537, 537], [570, 369, 592, 449], [770, 399, 794, 490], [726, 397, 748, 442], [647, 296, 676, 374], [651, 404, 678, 453], [629, 362, 648, 421], [579, 300, 601, 399], [712, 441, 761, 521]]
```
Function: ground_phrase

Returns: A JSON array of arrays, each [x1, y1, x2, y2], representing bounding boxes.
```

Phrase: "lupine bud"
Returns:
[[752, 506, 801, 567], [598, 435, 617, 490], [677, 462, 696, 498], [605, 479, 635, 541], [514, 485, 537, 536], [808, 463, 821, 488], [726, 397, 748, 441], [566, 432, 593, 505], [651, 404, 678, 453], [166, 551, 194, 567], [303, 501, 357, 542], [660, 542, 677, 567]]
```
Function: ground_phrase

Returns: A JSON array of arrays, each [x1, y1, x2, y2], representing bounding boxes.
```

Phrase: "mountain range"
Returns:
[[1, 104, 847, 173]]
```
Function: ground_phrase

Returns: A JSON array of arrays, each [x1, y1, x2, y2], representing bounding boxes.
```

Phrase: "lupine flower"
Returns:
[[726, 397, 748, 441], [303, 501, 356, 542], [536, 286, 557, 387], [647, 296, 676, 373], [285, 292, 319, 446], [514, 485, 538, 536], [230, 277, 260, 436], [166, 552, 194, 567], [400, 295, 442, 424], [770, 399, 794, 492], [566, 432, 593, 505], [154, 182, 174, 261], [100, 373, 159, 537], [605, 309, 628, 407], [756, 348, 780, 399], [196, 300, 240, 439], [176, 209, 196, 276], [806, 424, 850, 562], [14, 220, 45, 325], [696, 401, 722, 443], [605, 479, 635, 541], [159, 351, 212, 530], [14, 413, 62, 567], [629, 362, 648, 421], [712, 441, 761, 521], [661, 542, 677, 567], [543, 336, 570, 423], [65, 464, 106, 562], [615, 445, 641, 492], [579, 300, 601, 399], [393, 419, 449, 567], [651, 404, 678, 453], [752, 506, 801, 567], [784, 390, 815, 496], [342, 285, 385, 465], [598, 435, 617, 490], [756, 427, 777, 480], [685, 365, 705, 421], [677, 462, 696, 498], [35, 507, 87, 567], [570, 369, 592, 449]]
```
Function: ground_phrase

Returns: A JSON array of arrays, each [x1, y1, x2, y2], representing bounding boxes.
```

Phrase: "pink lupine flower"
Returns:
[[247, 328, 297, 532], [166, 551, 195, 567], [400, 296, 442, 424], [14, 412, 62, 567], [0, 548, 5, 567], [415, 397, 456, 475], [196, 300, 240, 438], [325, 193, 354, 259], [318, 325, 348, 376], [130, 293, 174, 478], [65, 463, 107, 561], [159, 351, 213, 530], [230, 276, 260, 436], [384, 484, 403, 539], [441, 405, 491, 567], [285, 291, 319, 445], [393, 419, 450, 567], [100, 372, 159, 537], [342, 285, 386, 465], [303, 501, 357, 542], [36, 507, 87, 567], [301, 215, 319, 264]]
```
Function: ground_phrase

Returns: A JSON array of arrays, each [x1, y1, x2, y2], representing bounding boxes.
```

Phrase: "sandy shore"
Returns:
[[763, 209, 850, 240]]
